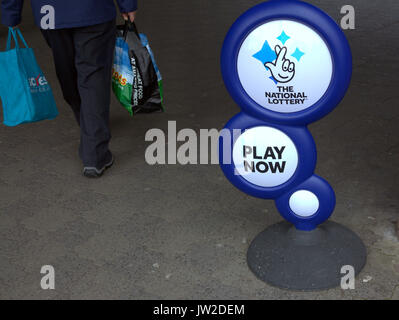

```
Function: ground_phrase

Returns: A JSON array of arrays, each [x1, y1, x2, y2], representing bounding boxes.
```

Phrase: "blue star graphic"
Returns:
[[277, 31, 290, 45], [291, 48, 305, 61], [253, 40, 277, 70]]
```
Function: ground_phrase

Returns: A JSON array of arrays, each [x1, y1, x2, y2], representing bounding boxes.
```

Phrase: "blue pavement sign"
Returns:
[[219, 0, 352, 231]]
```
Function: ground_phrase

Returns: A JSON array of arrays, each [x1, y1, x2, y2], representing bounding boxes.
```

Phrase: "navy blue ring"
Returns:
[[220, 0, 352, 126]]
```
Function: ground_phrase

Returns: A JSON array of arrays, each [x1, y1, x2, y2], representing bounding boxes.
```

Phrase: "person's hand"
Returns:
[[122, 11, 137, 23], [265, 45, 295, 83]]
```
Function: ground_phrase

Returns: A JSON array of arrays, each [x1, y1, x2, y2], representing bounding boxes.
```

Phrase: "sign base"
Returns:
[[247, 221, 367, 291]]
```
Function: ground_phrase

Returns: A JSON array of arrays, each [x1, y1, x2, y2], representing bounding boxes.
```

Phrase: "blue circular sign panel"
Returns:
[[221, 0, 352, 126], [219, 0, 352, 230]]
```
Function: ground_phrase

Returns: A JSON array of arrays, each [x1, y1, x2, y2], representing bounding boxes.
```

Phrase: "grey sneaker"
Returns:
[[83, 156, 114, 178]]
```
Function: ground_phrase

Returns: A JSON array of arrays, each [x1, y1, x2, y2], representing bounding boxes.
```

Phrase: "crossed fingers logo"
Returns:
[[265, 45, 295, 83], [253, 30, 305, 84]]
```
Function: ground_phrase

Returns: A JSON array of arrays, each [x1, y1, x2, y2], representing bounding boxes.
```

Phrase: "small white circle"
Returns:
[[237, 20, 333, 113], [232, 126, 298, 187], [289, 190, 320, 217]]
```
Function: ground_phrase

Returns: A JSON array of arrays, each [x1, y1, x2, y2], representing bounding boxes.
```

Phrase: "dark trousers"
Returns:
[[41, 20, 116, 168]]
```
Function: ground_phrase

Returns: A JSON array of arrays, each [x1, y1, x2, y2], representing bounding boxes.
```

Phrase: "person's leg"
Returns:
[[72, 20, 116, 170], [40, 29, 82, 124]]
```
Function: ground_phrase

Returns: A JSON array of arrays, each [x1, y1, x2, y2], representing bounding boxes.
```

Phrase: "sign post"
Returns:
[[219, 0, 366, 290]]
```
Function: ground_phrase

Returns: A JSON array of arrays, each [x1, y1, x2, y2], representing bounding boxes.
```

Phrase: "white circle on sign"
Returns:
[[233, 126, 298, 187], [237, 19, 333, 113], [289, 190, 320, 217]]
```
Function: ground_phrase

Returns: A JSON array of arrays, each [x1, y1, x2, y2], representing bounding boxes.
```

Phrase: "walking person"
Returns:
[[1, 0, 138, 177]]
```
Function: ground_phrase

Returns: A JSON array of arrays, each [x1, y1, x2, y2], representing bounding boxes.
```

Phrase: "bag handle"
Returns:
[[6, 28, 18, 50], [6, 27, 29, 51], [122, 20, 140, 39], [15, 28, 29, 48]]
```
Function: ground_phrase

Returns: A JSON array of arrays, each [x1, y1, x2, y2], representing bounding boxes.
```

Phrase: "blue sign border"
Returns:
[[275, 174, 336, 230], [220, 0, 352, 126], [219, 112, 317, 199]]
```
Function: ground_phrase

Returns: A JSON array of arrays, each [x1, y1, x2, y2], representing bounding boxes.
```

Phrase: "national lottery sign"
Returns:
[[238, 19, 333, 113], [219, 0, 352, 231]]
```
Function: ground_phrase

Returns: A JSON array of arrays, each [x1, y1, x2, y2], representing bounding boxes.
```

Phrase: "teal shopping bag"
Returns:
[[0, 28, 58, 126]]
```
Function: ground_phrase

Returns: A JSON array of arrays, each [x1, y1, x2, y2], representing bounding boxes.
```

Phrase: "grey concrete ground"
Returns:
[[0, 0, 398, 299]]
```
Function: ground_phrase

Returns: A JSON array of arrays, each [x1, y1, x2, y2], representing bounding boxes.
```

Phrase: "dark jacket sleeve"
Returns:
[[1, 0, 24, 27], [115, 0, 138, 13]]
